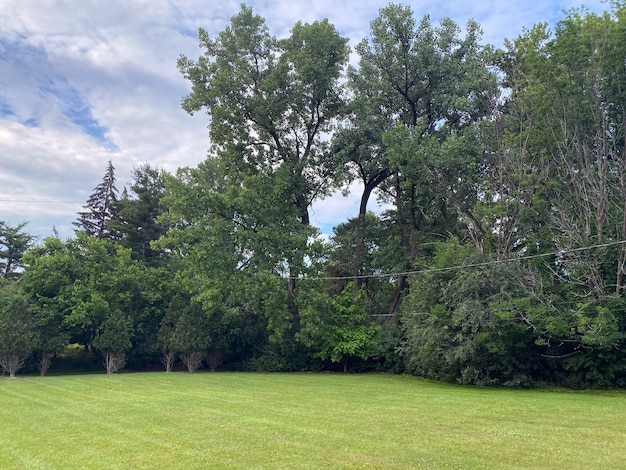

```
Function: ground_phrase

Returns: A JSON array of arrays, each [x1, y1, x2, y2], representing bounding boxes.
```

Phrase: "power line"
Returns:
[[290, 240, 626, 282]]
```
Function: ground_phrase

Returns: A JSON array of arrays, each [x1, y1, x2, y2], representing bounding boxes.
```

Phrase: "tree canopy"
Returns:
[[5, 3, 626, 387]]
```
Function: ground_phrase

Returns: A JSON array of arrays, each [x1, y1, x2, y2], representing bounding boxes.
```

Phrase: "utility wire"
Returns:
[[290, 239, 626, 282]]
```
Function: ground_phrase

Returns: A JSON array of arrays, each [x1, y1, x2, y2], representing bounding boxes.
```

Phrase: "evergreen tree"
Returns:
[[74, 160, 120, 239], [110, 163, 168, 266], [0, 221, 34, 279]]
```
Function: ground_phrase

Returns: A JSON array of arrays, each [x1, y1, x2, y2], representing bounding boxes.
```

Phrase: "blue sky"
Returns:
[[0, 0, 609, 240]]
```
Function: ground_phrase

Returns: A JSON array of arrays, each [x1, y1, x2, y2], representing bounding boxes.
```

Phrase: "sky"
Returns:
[[0, 0, 610, 241]]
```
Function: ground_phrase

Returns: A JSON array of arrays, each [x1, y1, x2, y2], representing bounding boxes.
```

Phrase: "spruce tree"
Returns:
[[74, 160, 120, 239], [0, 221, 34, 279], [110, 163, 168, 265]]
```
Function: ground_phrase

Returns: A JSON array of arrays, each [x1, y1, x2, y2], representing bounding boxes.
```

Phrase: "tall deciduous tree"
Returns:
[[74, 160, 120, 239], [177, 5, 349, 286], [170, 6, 352, 366], [157, 160, 292, 367], [340, 4, 497, 314], [500, 6, 626, 369]]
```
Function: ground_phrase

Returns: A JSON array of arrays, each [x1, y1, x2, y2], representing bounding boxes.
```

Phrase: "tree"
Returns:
[[92, 309, 133, 374], [178, 5, 350, 291], [400, 239, 545, 386], [31, 301, 69, 376], [157, 158, 308, 369], [122, 264, 174, 370], [74, 160, 120, 239], [0, 283, 38, 378], [0, 221, 34, 279], [298, 283, 379, 373], [157, 293, 188, 372], [111, 163, 169, 266], [324, 212, 397, 326], [341, 5, 498, 315], [170, 300, 212, 372], [22, 233, 143, 373], [21, 236, 74, 374], [325, 213, 387, 285], [23, 234, 163, 374], [497, 6, 626, 379]]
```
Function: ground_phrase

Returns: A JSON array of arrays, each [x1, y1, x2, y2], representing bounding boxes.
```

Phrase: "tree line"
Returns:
[[2, 3, 626, 387]]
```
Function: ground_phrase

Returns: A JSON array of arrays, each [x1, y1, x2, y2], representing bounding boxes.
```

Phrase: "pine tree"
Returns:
[[109, 163, 168, 265], [0, 221, 34, 279], [74, 160, 120, 239]]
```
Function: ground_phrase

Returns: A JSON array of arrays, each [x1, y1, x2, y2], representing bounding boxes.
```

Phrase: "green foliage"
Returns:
[[21, 233, 148, 372], [493, 4, 626, 384], [0, 283, 38, 377], [92, 309, 133, 354], [8, 4, 626, 386], [339, 4, 499, 319], [298, 283, 380, 372], [169, 300, 211, 355], [0, 221, 34, 279], [178, 5, 350, 228], [111, 163, 169, 266], [91, 309, 133, 374], [400, 239, 545, 386]]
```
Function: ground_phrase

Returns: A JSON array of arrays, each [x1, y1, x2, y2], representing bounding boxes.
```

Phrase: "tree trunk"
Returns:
[[181, 351, 203, 373], [0, 354, 28, 378], [206, 349, 223, 372], [359, 170, 392, 219], [38, 351, 54, 377], [161, 351, 177, 373], [353, 170, 393, 289], [386, 274, 408, 322], [104, 351, 126, 374]]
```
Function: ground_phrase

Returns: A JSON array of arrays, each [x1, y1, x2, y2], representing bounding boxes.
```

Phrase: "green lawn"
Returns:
[[0, 372, 624, 469]]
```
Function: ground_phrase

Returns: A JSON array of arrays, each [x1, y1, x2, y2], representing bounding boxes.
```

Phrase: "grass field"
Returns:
[[1, 372, 625, 469]]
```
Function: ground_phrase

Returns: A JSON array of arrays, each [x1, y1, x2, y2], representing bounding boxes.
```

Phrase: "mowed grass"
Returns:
[[1, 373, 625, 469]]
